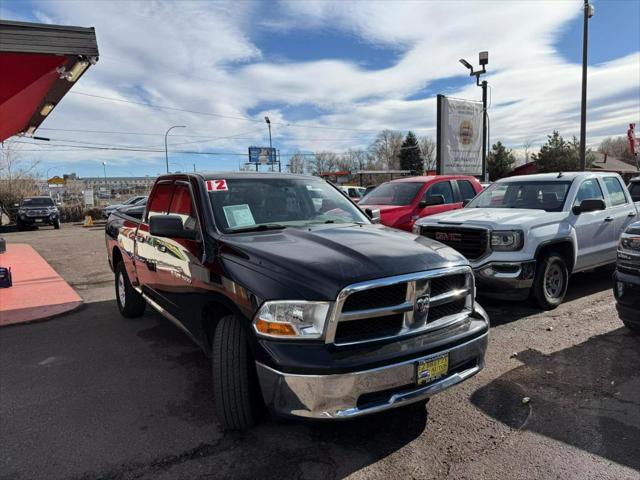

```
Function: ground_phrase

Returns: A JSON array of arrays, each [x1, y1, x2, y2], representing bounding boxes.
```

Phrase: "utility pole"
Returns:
[[265, 116, 273, 172], [164, 125, 186, 174], [579, 1, 594, 170], [102, 161, 108, 201]]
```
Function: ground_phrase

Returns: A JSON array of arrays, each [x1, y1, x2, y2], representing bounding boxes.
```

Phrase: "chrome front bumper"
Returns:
[[256, 331, 488, 419], [474, 260, 536, 299]]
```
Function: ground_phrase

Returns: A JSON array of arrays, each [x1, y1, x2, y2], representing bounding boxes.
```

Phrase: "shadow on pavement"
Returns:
[[481, 266, 614, 327], [0, 299, 427, 480], [471, 326, 640, 471]]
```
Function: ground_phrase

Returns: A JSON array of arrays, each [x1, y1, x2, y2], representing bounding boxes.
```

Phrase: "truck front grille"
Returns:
[[419, 226, 488, 261], [329, 267, 474, 345], [26, 209, 49, 217]]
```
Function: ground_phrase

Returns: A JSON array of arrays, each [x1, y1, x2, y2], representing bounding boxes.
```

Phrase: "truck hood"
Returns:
[[220, 223, 467, 300], [416, 208, 567, 229]]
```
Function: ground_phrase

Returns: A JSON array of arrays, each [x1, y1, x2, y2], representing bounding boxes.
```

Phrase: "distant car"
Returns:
[[104, 195, 147, 217], [339, 185, 366, 202], [16, 196, 60, 230], [614, 221, 640, 332], [359, 175, 483, 232]]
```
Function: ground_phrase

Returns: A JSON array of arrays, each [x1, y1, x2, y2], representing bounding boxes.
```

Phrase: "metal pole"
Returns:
[[481, 80, 488, 182], [164, 125, 186, 174], [268, 123, 273, 172], [102, 162, 107, 200], [579, 0, 589, 170]]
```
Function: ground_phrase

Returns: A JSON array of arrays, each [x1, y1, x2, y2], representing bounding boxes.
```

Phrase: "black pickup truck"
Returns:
[[16, 196, 60, 230], [105, 172, 489, 429], [614, 221, 640, 331]]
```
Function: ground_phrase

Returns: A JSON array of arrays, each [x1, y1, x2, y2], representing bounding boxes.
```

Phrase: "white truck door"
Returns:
[[571, 178, 613, 271], [602, 175, 638, 241]]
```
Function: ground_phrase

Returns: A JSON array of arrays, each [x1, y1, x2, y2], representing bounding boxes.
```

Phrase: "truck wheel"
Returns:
[[53, 219, 60, 229], [16, 220, 24, 231], [212, 315, 263, 430], [115, 261, 146, 318], [532, 252, 568, 310], [622, 320, 640, 334]]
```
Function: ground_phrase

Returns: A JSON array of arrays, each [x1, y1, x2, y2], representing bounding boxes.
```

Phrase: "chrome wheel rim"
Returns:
[[117, 272, 126, 307], [544, 262, 564, 299]]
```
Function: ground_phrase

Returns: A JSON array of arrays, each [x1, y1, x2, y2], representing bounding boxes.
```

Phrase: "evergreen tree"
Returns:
[[487, 141, 516, 180], [533, 131, 594, 172], [399, 131, 423, 174]]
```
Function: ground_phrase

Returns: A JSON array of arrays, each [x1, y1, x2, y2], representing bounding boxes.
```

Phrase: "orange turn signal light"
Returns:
[[255, 319, 296, 336]]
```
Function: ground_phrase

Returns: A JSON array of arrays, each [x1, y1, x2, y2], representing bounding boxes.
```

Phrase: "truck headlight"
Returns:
[[490, 230, 523, 251], [620, 236, 640, 251], [253, 301, 331, 339], [412, 224, 421, 235]]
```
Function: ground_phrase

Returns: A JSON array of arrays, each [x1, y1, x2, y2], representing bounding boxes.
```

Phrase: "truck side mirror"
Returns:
[[149, 215, 196, 239], [572, 198, 606, 215], [423, 194, 445, 207], [364, 207, 381, 223]]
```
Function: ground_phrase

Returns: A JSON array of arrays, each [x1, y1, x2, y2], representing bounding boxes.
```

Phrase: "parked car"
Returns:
[[614, 221, 640, 332], [359, 175, 483, 232], [104, 195, 147, 217], [414, 172, 639, 310], [16, 196, 60, 230], [106, 172, 489, 429], [339, 185, 366, 202]]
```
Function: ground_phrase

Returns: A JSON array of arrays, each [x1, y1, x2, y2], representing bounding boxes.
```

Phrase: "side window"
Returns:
[[169, 184, 198, 232], [629, 182, 640, 201], [457, 180, 477, 201], [424, 181, 454, 204], [603, 177, 627, 206], [575, 179, 604, 206], [147, 183, 174, 219]]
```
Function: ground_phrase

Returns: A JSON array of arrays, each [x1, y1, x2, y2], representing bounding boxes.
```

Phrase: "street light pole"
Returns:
[[102, 161, 108, 201], [579, 1, 594, 171], [265, 116, 273, 172], [459, 51, 489, 182], [164, 125, 186, 174]]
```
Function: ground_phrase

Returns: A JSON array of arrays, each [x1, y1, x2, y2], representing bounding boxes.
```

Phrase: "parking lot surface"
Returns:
[[1, 225, 639, 480]]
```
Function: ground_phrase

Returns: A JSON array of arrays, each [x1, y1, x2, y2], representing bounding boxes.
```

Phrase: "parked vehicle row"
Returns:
[[104, 170, 638, 431]]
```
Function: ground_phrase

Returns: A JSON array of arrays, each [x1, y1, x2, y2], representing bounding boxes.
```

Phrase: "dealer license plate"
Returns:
[[416, 354, 449, 386]]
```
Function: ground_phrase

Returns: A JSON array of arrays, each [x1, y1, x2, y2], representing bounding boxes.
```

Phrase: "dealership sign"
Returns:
[[248, 146, 277, 164], [436, 95, 483, 176]]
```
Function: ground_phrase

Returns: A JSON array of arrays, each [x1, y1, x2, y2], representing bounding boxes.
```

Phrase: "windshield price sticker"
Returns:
[[206, 179, 228, 191], [223, 204, 256, 229]]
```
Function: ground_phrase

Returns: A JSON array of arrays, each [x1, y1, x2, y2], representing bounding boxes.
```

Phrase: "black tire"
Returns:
[[531, 252, 569, 310], [212, 315, 263, 430], [16, 220, 24, 231], [622, 320, 640, 334], [53, 219, 60, 229], [115, 261, 146, 318]]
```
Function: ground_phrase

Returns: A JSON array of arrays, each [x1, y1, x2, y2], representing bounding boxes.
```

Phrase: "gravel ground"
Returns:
[[1, 224, 638, 480]]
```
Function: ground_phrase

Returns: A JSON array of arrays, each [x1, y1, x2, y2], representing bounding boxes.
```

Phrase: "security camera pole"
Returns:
[[459, 51, 489, 182], [579, 1, 595, 171]]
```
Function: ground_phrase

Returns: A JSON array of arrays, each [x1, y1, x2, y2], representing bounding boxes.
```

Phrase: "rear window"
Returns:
[[603, 177, 627, 206], [360, 182, 423, 206], [457, 180, 477, 201], [629, 182, 640, 200]]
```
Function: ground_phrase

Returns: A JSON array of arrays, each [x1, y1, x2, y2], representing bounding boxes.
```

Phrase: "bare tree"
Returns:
[[288, 152, 306, 174], [369, 130, 403, 170], [0, 143, 40, 211], [418, 136, 436, 172], [523, 138, 533, 164], [310, 151, 339, 175], [599, 136, 634, 163]]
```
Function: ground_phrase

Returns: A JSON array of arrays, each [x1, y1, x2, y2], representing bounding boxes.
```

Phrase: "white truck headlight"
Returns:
[[253, 301, 331, 339], [412, 224, 421, 235], [491, 230, 523, 251], [620, 236, 640, 251]]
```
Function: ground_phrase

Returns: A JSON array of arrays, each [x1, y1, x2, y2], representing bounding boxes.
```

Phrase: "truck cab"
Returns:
[[359, 175, 483, 232], [106, 172, 489, 430]]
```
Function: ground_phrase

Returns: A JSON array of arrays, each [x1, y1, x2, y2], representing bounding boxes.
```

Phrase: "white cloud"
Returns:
[[7, 0, 640, 174]]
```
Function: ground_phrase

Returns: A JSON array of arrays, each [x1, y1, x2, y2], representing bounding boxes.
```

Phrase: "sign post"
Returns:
[[436, 95, 483, 177]]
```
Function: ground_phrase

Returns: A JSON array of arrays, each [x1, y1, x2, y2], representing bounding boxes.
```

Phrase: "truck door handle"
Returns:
[[629, 212, 637, 217], [604, 216, 614, 222]]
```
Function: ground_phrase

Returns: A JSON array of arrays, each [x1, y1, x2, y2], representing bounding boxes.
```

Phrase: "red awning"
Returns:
[[0, 53, 67, 141], [0, 20, 99, 142]]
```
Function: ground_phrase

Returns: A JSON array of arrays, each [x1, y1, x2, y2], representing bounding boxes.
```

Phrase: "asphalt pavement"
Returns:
[[1, 225, 639, 480]]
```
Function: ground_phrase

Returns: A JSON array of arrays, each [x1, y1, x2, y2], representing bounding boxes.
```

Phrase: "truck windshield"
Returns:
[[208, 177, 370, 232], [466, 181, 572, 212], [21, 197, 54, 207], [360, 182, 423, 206]]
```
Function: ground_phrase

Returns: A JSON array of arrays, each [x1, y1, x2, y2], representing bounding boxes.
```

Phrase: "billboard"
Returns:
[[248, 146, 277, 164], [436, 95, 483, 176]]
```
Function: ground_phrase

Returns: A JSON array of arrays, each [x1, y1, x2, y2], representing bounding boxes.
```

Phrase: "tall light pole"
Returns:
[[102, 161, 108, 201], [459, 51, 489, 182], [265, 116, 272, 172], [579, 1, 595, 170], [165, 125, 186, 174]]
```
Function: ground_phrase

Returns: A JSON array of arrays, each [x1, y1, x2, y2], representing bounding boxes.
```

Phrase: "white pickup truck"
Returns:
[[414, 172, 639, 309]]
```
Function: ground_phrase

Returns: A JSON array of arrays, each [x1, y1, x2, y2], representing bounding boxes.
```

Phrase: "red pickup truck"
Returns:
[[359, 175, 483, 231]]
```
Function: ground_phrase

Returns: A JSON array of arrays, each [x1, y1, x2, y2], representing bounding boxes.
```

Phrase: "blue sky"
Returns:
[[3, 0, 639, 178]]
